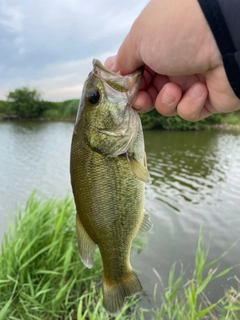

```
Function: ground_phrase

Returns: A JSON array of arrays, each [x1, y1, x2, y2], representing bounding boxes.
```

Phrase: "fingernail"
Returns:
[[188, 84, 203, 100], [162, 90, 176, 105], [104, 55, 116, 69]]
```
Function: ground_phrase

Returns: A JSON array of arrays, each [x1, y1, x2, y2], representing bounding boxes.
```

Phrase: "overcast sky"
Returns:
[[0, 0, 147, 101]]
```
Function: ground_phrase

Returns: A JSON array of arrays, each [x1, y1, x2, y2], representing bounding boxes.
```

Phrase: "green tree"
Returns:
[[7, 87, 45, 118]]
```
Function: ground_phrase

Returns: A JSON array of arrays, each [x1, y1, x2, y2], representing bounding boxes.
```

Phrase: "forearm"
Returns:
[[198, 0, 240, 98]]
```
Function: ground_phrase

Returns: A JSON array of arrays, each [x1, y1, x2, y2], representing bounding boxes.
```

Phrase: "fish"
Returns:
[[70, 59, 152, 315]]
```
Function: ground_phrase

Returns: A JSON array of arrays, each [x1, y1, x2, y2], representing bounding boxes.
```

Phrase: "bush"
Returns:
[[41, 100, 79, 119], [140, 109, 224, 130], [0, 100, 11, 116], [63, 99, 79, 117], [8, 87, 46, 119]]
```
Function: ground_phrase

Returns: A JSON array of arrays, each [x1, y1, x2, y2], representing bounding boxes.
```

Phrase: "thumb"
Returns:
[[105, 32, 144, 75]]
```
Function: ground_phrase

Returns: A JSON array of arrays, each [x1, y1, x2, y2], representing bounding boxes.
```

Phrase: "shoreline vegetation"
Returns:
[[1, 194, 240, 319], [1, 87, 240, 130]]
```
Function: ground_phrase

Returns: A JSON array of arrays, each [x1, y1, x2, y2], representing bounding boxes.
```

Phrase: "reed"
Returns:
[[0, 194, 141, 319], [1, 195, 240, 319], [150, 232, 240, 320]]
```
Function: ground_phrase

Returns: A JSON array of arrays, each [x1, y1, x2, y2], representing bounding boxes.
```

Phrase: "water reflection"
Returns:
[[145, 131, 228, 207], [138, 130, 240, 309], [0, 122, 73, 222], [1, 123, 240, 311]]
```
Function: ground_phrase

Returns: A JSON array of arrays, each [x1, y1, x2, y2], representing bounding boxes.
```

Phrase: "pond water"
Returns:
[[1, 121, 240, 311]]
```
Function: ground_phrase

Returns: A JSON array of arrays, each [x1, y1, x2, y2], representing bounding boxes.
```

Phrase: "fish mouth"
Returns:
[[92, 59, 143, 95]]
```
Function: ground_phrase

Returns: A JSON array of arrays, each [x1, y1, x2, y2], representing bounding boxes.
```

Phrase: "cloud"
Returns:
[[0, 51, 116, 101], [0, 0, 147, 101], [0, 1, 23, 33]]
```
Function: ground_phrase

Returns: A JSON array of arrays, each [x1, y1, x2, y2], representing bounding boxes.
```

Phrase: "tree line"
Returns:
[[1, 87, 79, 120], [0, 87, 239, 130]]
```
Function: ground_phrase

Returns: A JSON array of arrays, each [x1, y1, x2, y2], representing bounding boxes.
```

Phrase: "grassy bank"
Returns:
[[1, 99, 240, 130], [1, 195, 240, 319], [152, 235, 240, 320], [41, 99, 80, 120], [0, 194, 142, 320], [0, 99, 79, 122], [139, 108, 240, 131]]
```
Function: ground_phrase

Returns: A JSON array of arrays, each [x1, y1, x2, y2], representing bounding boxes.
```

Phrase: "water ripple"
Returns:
[[1, 124, 240, 309], [144, 130, 240, 236]]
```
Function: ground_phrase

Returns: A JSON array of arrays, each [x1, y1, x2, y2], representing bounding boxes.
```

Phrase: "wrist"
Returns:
[[198, 0, 240, 98]]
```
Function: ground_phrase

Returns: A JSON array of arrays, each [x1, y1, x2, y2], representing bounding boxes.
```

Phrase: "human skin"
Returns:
[[105, 0, 240, 121]]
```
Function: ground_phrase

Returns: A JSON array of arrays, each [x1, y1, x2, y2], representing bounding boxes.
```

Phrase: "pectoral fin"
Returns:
[[144, 152, 148, 167], [138, 210, 153, 235], [76, 213, 96, 268], [127, 155, 151, 184]]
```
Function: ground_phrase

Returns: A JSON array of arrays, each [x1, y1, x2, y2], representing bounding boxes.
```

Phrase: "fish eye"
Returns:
[[86, 89, 101, 105]]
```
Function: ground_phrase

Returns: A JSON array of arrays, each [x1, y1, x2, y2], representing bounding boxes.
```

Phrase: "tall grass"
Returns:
[[1, 195, 240, 319], [0, 194, 141, 319], [150, 233, 240, 320]]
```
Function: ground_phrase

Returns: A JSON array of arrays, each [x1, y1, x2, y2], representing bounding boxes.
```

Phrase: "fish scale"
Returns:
[[70, 59, 152, 315]]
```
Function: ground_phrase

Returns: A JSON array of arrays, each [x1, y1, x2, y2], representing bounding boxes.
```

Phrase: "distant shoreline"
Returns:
[[1, 98, 240, 130], [0, 115, 75, 122], [1, 115, 240, 131]]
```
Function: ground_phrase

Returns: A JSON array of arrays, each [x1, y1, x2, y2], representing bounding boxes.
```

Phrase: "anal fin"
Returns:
[[76, 213, 96, 268], [138, 210, 153, 235]]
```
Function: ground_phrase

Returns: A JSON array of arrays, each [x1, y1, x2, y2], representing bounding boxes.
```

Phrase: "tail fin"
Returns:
[[102, 271, 142, 315]]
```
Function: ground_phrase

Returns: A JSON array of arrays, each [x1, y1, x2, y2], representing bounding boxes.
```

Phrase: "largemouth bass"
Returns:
[[70, 59, 152, 314]]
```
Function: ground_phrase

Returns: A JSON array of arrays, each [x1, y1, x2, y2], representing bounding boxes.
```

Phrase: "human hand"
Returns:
[[105, 0, 240, 121]]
